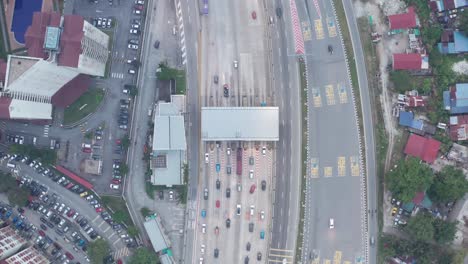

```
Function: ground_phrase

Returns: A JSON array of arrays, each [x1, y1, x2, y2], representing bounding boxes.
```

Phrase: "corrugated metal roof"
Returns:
[[393, 53, 422, 70], [404, 134, 441, 163], [454, 31, 468, 53], [144, 218, 169, 252], [399, 111, 414, 127], [153, 115, 186, 151], [388, 7, 417, 30], [58, 15, 84, 68], [201, 107, 279, 141]]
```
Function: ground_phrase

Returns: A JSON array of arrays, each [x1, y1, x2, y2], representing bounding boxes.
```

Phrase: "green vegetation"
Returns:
[[433, 218, 457, 244], [124, 84, 138, 97], [0, 1, 10, 59], [9, 144, 57, 165], [156, 62, 186, 94], [101, 196, 133, 226], [63, 88, 105, 125], [140, 207, 151, 218], [121, 135, 130, 150], [428, 166, 468, 203], [0, 173, 29, 207], [386, 157, 433, 202], [127, 225, 139, 238], [390, 71, 412, 92], [128, 247, 159, 264], [433, 131, 453, 153], [145, 182, 156, 199], [118, 163, 129, 176], [88, 238, 109, 264], [405, 213, 434, 241], [459, 9, 468, 33], [421, 24, 443, 52]]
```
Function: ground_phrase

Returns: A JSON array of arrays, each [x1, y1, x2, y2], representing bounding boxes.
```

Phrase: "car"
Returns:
[[201, 224, 206, 233], [249, 184, 256, 194], [131, 24, 140, 29], [222, 84, 229, 97], [130, 29, 141, 35], [236, 204, 241, 215], [96, 207, 103, 213], [250, 205, 255, 216], [128, 44, 138, 50], [38, 230, 46, 236], [40, 224, 47, 230], [216, 179, 220, 189], [204, 153, 209, 163], [225, 218, 231, 228], [226, 188, 231, 198], [246, 242, 251, 251], [245, 256, 250, 264], [249, 156, 254, 165], [370, 236, 375, 246], [233, 60, 238, 68], [328, 45, 333, 54], [200, 244, 205, 255], [214, 248, 219, 258], [112, 179, 121, 184], [251, 11, 257, 19], [260, 230, 265, 239], [120, 125, 128, 129], [248, 222, 254, 232], [276, 7, 282, 18], [128, 39, 139, 45], [329, 218, 334, 229], [133, 9, 141, 15], [65, 252, 74, 260], [237, 183, 242, 192], [134, 4, 144, 10], [201, 209, 206, 218], [169, 191, 174, 200], [261, 180, 266, 191], [262, 146, 266, 155], [203, 188, 208, 200], [128, 69, 136, 74], [136, 0, 144, 4], [249, 170, 254, 179], [227, 166, 231, 174], [215, 200, 220, 208], [213, 75, 219, 84], [80, 192, 88, 198], [82, 148, 92, 153], [154, 40, 160, 49], [257, 252, 262, 261]]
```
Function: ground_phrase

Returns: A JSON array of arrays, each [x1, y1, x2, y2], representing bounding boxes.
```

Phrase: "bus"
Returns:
[[236, 148, 242, 176], [199, 0, 208, 15]]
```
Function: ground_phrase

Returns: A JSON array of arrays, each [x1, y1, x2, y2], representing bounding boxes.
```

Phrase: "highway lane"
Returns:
[[299, 0, 364, 262], [342, 0, 376, 262]]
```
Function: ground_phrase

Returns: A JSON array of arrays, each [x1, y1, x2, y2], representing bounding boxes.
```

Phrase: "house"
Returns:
[[438, 30, 468, 54], [404, 134, 441, 163], [449, 115, 468, 141], [392, 53, 429, 70], [429, 0, 468, 13], [402, 192, 433, 212], [399, 111, 436, 135], [443, 83, 468, 114], [388, 7, 418, 30]]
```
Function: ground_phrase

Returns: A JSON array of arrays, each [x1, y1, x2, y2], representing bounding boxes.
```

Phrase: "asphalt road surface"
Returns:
[[298, 0, 365, 263]]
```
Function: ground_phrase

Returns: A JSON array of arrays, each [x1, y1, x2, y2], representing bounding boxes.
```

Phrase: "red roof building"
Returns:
[[388, 7, 417, 30], [393, 53, 424, 70], [449, 115, 468, 141], [406, 96, 426, 107], [404, 134, 441, 163]]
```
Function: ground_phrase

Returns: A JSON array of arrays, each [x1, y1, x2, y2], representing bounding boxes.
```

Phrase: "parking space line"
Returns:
[[108, 232, 115, 239], [350, 156, 360, 176], [112, 238, 121, 245], [92, 215, 100, 223], [102, 226, 111, 233], [98, 220, 106, 228]]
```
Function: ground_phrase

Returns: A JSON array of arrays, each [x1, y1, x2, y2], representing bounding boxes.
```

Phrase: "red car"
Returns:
[[67, 209, 75, 217], [115, 139, 121, 145], [65, 252, 74, 260], [216, 200, 220, 208], [38, 230, 45, 236], [215, 226, 219, 236], [249, 184, 256, 194], [112, 179, 121, 184], [117, 260, 123, 264], [95, 207, 103, 213], [251, 11, 257, 19], [134, 4, 143, 10], [82, 148, 92, 153]]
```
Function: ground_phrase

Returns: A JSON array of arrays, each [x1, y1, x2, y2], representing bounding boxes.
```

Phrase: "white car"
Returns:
[[201, 224, 206, 234], [128, 44, 138, 50], [250, 205, 255, 216], [236, 204, 241, 215], [200, 244, 205, 254], [133, 9, 141, 15], [131, 24, 140, 29], [122, 89, 129, 94], [110, 184, 120, 190], [262, 146, 266, 155], [249, 170, 254, 179], [130, 29, 140, 35], [260, 210, 265, 220], [205, 153, 209, 163], [226, 148, 231, 155], [233, 60, 238, 68], [135, 0, 144, 4], [128, 69, 136, 74], [329, 218, 334, 229], [169, 190, 174, 200]]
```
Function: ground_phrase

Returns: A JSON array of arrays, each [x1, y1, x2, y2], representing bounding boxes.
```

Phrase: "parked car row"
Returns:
[[92, 17, 112, 28]]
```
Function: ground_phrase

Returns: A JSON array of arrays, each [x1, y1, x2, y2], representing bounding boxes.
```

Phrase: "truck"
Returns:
[[199, 0, 208, 15], [236, 148, 242, 176]]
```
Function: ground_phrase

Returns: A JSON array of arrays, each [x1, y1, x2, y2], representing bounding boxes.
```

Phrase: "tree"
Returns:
[[459, 9, 468, 33], [390, 70, 412, 93], [386, 157, 434, 202], [433, 218, 457, 244], [119, 163, 129, 176], [129, 247, 158, 264], [421, 24, 443, 51], [88, 239, 109, 264], [8, 188, 29, 207], [420, 78, 432, 95], [140, 207, 151, 217], [127, 225, 139, 237], [429, 166, 468, 203], [112, 210, 129, 224], [405, 213, 434, 241], [121, 135, 130, 150]]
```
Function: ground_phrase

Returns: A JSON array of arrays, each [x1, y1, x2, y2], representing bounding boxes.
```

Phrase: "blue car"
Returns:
[[5, 211, 12, 218], [260, 230, 265, 239], [12, 216, 19, 224], [201, 209, 206, 218], [216, 163, 220, 172]]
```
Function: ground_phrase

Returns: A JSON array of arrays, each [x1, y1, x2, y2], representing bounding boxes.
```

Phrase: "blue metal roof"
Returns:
[[411, 119, 424, 130], [399, 111, 413, 127], [456, 83, 468, 107], [438, 43, 456, 54], [454, 31, 468, 53]]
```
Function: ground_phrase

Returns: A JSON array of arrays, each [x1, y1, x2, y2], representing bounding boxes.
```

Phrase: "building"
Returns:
[[150, 102, 186, 186], [398, 111, 435, 135], [201, 107, 279, 141], [443, 83, 468, 114], [1, 246, 49, 264], [0, 11, 109, 122], [449, 115, 468, 141], [447, 143, 468, 164], [388, 7, 418, 31], [429, 0, 468, 13], [143, 215, 171, 253], [392, 53, 429, 70], [404, 134, 441, 163], [438, 30, 468, 54], [402, 192, 433, 213], [0, 226, 26, 260]]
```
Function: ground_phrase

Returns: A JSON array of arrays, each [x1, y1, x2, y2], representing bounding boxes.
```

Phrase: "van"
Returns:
[[7, 163, 16, 168]]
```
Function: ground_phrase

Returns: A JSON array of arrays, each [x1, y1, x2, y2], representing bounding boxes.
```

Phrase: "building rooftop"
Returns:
[[444, 83, 468, 114], [201, 107, 279, 141], [393, 53, 424, 70], [25, 12, 61, 59], [3, 246, 49, 264], [58, 15, 84, 68], [143, 217, 170, 253], [153, 103, 186, 151], [44, 26, 61, 50], [404, 134, 441, 163], [388, 7, 417, 30], [5, 56, 41, 87]]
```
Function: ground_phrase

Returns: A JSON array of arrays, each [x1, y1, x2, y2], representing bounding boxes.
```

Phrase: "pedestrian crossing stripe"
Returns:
[[337, 83, 348, 104], [327, 17, 337, 38], [325, 85, 335, 105], [312, 88, 322, 108], [350, 156, 360, 176], [314, 19, 324, 39], [333, 251, 342, 264], [324, 166, 333, 177], [310, 158, 319, 178], [111, 72, 124, 79], [337, 157, 346, 176]]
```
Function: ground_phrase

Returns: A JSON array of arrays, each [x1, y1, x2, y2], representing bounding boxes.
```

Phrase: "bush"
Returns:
[[390, 71, 412, 93]]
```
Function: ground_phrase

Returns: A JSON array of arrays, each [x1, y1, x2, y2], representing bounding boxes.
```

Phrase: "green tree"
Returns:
[[121, 135, 130, 150], [112, 210, 129, 224], [140, 207, 151, 217], [420, 78, 432, 95], [386, 157, 434, 202], [119, 163, 129, 176], [433, 218, 457, 244], [459, 9, 468, 33], [421, 24, 442, 51], [129, 247, 159, 264], [405, 213, 434, 241], [390, 70, 412, 93], [429, 166, 468, 203], [88, 238, 109, 264], [8, 188, 29, 207], [127, 225, 139, 237]]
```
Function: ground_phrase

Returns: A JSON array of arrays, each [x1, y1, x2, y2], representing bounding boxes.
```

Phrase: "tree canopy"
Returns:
[[433, 218, 457, 244], [429, 166, 468, 203], [88, 239, 109, 264], [459, 9, 468, 33], [128, 247, 159, 264], [386, 157, 434, 202], [405, 213, 434, 242]]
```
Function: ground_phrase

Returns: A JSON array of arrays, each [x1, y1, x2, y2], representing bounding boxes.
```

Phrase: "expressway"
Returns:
[[298, 0, 365, 263]]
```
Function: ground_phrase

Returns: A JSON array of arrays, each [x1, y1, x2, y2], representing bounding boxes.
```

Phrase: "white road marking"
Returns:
[[92, 215, 100, 223], [103, 226, 111, 233], [279, 64, 282, 73], [112, 238, 121, 245]]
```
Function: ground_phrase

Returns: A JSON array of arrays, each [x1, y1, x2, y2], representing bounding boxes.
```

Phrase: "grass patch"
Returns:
[[295, 59, 308, 262], [101, 195, 133, 227], [157, 62, 187, 94], [0, 172, 29, 207], [63, 88, 105, 125]]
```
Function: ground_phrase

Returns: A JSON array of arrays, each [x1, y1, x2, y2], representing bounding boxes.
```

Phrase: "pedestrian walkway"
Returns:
[[113, 246, 130, 259], [43, 125, 50, 137], [111, 73, 125, 79], [269, 248, 294, 263]]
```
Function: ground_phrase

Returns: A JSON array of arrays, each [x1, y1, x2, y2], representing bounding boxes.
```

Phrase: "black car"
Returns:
[[216, 179, 220, 189], [128, 39, 139, 45], [261, 180, 266, 191], [47, 222, 55, 229], [249, 222, 254, 232], [119, 119, 128, 125], [159, 191, 164, 200], [257, 252, 262, 261], [328, 45, 333, 54], [226, 218, 231, 228], [246, 242, 251, 251], [244, 256, 249, 264], [40, 217, 47, 223], [79, 219, 88, 228], [223, 85, 229, 97], [40, 224, 47, 230], [214, 248, 219, 258], [154, 40, 160, 49], [226, 188, 231, 198]]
